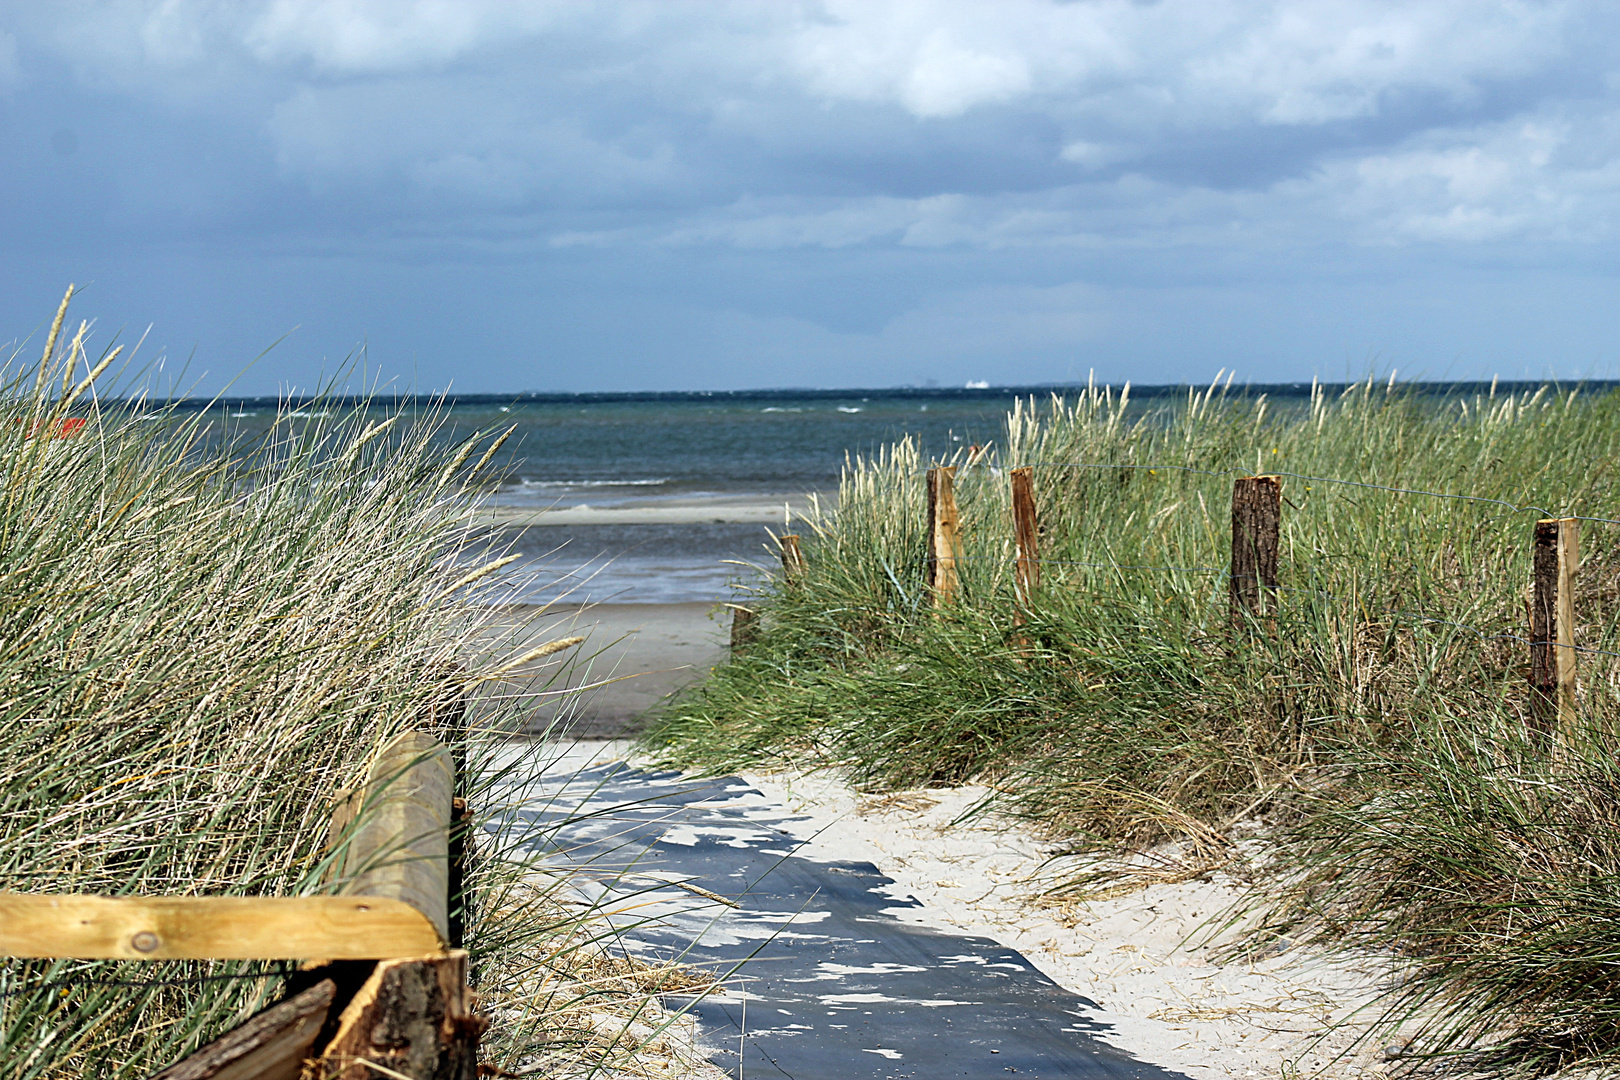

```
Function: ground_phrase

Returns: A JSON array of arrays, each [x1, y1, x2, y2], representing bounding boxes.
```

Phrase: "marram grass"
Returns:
[[0, 298, 680, 1078], [645, 377, 1620, 1074]]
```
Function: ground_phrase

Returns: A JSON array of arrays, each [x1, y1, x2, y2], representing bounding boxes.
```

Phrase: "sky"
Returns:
[[1, 1, 1619, 395]]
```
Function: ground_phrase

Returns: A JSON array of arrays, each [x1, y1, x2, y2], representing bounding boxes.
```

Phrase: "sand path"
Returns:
[[529, 742, 1399, 1079]]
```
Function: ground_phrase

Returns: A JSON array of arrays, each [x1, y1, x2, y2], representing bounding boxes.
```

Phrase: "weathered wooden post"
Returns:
[[316, 732, 482, 1078], [730, 604, 759, 651], [1230, 476, 1282, 631], [1530, 517, 1579, 738], [926, 465, 962, 606], [1010, 466, 1039, 616], [778, 533, 806, 588]]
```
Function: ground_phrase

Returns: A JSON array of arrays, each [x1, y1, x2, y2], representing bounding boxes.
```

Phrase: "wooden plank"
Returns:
[[1530, 517, 1579, 737], [318, 950, 483, 1080], [0, 895, 440, 960], [1229, 475, 1282, 630], [1010, 466, 1039, 613], [337, 732, 454, 945], [926, 466, 962, 606], [778, 533, 806, 587], [150, 979, 335, 1080]]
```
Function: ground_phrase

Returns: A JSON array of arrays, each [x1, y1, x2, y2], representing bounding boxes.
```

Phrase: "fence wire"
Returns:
[[918, 556, 1620, 661], [929, 458, 1620, 525], [826, 455, 1620, 689]]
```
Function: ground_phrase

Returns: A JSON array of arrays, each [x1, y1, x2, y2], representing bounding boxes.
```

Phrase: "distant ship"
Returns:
[[964, 379, 990, 389]]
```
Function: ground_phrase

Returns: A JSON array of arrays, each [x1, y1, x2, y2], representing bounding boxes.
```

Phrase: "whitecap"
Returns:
[[518, 477, 669, 488]]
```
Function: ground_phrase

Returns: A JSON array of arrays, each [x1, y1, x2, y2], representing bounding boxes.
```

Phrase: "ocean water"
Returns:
[[193, 389, 1023, 604], [185, 381, 1598, 604], [458, 391, 1015, 604]]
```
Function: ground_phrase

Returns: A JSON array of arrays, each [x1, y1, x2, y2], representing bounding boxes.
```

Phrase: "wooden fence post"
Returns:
[[926, 466, 962, 606], [317, 950, 483, 1080], [778, 534, 806, 587], [1010, 466, 1039, 616], [138, 725, 484, 1080], [312, 731, 482, 1078], [1530, 517, 1579, 738], [729, 605, 758, 651], [1230, 476, 1282, 630]]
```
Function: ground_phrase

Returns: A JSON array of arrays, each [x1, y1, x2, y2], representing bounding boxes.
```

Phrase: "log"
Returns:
[[150, 979, 335, 1080], [317, 950, 483, 1080], [337, 732, 455, 945], [1530, 517, 1579, 737], [926, 466, 962, 606], [1230, 476, 1282, 630], [0, 895, 440, 960]]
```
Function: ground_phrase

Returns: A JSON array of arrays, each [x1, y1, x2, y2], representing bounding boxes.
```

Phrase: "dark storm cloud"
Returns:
[[1, 1, 1618, 392]]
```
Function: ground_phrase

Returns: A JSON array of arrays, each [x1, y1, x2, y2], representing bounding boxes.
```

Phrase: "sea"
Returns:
[[442, 390, 1017, 605], [195, 389, 1024, 605], [180, 381, 1597, 606]]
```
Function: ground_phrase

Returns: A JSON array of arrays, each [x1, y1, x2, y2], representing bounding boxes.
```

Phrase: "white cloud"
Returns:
[[1058, 140, 1135, 169], [781, 0, 1571, 126], [1320, 114, 1620, 243], [244, 0, 570, 74], [7, 0, 1618, 258]]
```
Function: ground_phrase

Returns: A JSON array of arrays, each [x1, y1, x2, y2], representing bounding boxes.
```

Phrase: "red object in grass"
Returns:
[[13, 417, 88, 439]]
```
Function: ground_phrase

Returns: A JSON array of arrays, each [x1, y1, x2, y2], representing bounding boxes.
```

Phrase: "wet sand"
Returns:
[[474, 602, 729, 739]]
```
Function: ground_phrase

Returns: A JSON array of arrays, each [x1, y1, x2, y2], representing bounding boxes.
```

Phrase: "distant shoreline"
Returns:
[[91, 378, 1617, 410]]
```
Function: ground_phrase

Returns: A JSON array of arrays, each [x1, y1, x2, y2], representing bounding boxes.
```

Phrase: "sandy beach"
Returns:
[[477, 602, 729, 738]]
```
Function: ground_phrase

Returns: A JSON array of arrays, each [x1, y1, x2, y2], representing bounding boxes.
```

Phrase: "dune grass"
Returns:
[[0, 297, 689, 1078], [644, 376, 1620, 1073]]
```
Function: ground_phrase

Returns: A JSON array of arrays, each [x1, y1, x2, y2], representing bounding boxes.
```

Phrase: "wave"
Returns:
[[761, 407, 804, 413], [837, 406, 863, 413], [515, 477, 671, 489]]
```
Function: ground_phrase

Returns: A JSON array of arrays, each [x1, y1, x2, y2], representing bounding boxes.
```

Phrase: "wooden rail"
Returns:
[[0, 895, 440, 960], [0, 723, 483, 1079]]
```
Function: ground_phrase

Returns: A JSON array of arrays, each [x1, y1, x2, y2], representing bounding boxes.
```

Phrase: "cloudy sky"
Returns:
[[1, 1, 1618, 394]]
